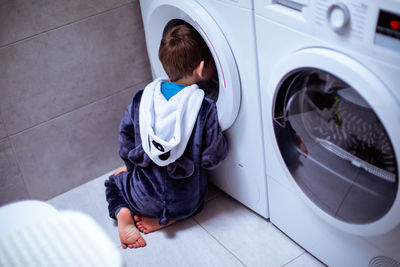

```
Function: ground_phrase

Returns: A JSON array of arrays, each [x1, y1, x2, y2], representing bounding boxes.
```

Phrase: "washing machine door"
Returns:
[[141, 0, 241, 131], [270, 48, 400, 236]]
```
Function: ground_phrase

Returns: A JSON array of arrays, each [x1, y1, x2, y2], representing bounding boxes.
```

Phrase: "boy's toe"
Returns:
[[134, 215, 142, 222], [139, 237, 146, 247]]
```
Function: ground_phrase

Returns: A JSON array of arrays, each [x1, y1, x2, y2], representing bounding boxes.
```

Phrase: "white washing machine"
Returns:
[[255, 0, 400, 266], [139, 0, 269, 218]]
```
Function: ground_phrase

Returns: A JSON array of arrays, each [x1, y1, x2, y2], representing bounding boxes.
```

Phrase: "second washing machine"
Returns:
[[256, 0, 400, 266]]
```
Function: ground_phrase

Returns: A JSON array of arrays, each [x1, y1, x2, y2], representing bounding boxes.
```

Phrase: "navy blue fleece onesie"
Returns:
[[105, 84, 228, 225]]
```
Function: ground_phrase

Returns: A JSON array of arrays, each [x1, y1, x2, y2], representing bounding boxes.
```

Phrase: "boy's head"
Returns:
[[159, 22, 215, 83]]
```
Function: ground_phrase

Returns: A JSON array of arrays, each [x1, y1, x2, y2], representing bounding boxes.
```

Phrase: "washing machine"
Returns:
[[255, 0, 400, 266], [138, 0, 269, 218]]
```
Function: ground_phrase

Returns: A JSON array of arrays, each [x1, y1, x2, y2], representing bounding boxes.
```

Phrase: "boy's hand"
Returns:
[[114, 165, 128, 176]]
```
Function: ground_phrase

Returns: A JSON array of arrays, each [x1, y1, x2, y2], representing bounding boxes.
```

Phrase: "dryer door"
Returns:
[[141, 0, 241, 131], [269, 48, 400, 236]]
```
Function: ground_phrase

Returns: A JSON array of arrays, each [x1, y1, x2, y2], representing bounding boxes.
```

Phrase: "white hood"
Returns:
[[139, 78, 205, 166]]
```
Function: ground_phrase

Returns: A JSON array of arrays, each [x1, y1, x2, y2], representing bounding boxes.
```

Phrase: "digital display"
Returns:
[[376, 10, 400, 40]]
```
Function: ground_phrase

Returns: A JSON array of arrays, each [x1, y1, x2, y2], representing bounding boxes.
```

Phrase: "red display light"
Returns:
[[390, 20, 400, 31]]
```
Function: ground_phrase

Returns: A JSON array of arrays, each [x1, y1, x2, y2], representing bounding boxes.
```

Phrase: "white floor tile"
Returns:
[[120, 218, 244, 267], [194, 194, 305, 267], [283, 252, 326, 267], [48, 172, 244, 267]]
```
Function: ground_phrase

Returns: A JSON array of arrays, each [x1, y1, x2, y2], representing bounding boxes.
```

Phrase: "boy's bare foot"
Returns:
[[116, 208, 146, 249], [136, 217, 176, 234]]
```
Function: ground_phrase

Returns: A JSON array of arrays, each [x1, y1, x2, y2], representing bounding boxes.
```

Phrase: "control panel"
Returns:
[[256, 0, 400, 58], [313, 0, 400, 54], [314, 0, 368, 41]]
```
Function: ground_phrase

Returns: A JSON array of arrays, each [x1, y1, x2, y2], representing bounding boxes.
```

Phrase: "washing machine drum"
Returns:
[[274, 69, 398, 225], [142, 1, 241, 131]]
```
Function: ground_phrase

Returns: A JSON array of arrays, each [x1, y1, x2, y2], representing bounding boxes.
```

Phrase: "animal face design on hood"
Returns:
[[139, 78, 205, 166]]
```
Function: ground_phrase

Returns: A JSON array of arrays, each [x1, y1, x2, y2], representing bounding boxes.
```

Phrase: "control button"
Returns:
[[327, 3, 350, 33]]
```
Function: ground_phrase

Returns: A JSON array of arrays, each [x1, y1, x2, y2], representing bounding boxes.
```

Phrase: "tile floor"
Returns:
[[48, 171, 326, 267]]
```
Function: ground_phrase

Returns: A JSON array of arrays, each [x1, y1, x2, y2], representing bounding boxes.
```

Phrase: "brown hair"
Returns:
[[159, 23, 212, 82]]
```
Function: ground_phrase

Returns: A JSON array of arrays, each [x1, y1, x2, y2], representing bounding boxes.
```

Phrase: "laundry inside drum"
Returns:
[[274, 69, 398, 224]]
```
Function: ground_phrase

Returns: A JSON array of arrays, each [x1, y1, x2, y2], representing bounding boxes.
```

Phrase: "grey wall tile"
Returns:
[[0, 112, 7, 139], [0, 138, 30, 206], [0, 2, 151, 135], [0, 0, 134, 47], [10, 80, 150, 200]]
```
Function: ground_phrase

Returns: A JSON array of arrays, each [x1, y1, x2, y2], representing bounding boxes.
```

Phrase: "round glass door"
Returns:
[[274, 69, 398, 224]]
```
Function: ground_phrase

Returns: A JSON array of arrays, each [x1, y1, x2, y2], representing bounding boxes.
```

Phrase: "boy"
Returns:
[[104, 22, 228, 249]]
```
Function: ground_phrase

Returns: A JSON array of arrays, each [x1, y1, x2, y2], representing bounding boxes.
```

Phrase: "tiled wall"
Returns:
[[0, 0, 152, 205]]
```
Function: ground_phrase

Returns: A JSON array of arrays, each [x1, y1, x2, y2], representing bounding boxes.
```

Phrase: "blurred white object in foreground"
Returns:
[[0, 200, 122, 267]]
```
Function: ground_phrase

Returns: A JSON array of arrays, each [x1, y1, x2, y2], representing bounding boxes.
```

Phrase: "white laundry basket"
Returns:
[[0, 200, 122, 267]]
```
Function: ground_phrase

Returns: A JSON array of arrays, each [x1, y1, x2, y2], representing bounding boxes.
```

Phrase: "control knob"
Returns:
[[327, 3, 350, 33]]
